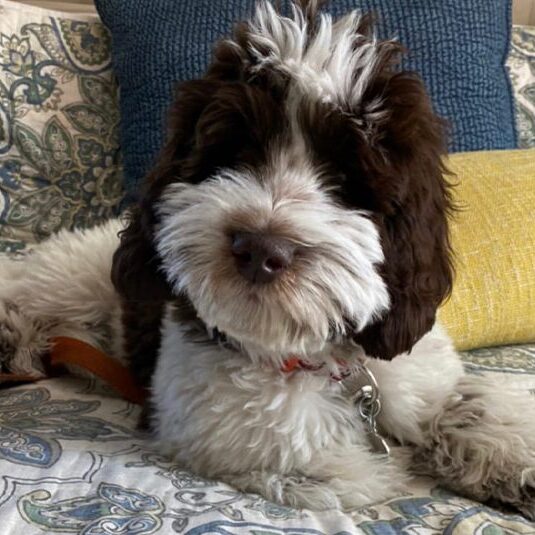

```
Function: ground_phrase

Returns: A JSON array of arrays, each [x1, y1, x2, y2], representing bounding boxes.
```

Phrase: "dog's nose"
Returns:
[[231, 232, 295, 284]]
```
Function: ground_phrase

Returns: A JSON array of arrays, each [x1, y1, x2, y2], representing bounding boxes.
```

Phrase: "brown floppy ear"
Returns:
[[111, 79, 221, 387], [353, 71, 454, 360], [111, 207, 171, 304], [111, 203, 174, 388]]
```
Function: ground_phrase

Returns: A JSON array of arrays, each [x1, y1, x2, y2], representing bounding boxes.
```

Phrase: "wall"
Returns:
[[514, 0, 535, 24], [15, 0, 95, 13], [13, 0, 535, 25]]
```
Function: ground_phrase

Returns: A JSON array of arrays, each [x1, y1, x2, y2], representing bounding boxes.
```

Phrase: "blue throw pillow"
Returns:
[[95, 0, 517, 199]]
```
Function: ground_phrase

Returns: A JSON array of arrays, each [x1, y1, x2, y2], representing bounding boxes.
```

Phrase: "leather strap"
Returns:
[[0, 373, 43, 383], [280, 356, 351, 381], [50, 336, 147, 405]]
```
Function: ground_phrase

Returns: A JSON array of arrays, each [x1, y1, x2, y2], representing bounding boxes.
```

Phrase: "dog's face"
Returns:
[[113, 1, 453, 362]]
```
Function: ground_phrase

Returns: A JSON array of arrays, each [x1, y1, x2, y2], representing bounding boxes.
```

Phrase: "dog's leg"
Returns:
[[0, 220, 124, 375], [367, 325, 535, 519], [0, 299, 50, 376], [413, 375, 535, 519], [0, 258, 50, 375], [365, 324, 465, 445], [219, 445, 408, 511]]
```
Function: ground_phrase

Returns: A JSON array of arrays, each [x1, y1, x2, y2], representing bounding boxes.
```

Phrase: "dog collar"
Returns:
[[210, 326, 389, 454], [281, 356, 390, 455], [52, 333, 389, 455], [211, 328, 352, 381], [280, 356, 352, 382]]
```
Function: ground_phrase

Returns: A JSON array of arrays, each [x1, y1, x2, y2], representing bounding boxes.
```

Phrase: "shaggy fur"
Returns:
[[1, 0, 535, 518]]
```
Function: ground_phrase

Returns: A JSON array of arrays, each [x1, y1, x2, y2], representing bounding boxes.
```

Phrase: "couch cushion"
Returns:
[[0, 345, 535, 535], [0, 0, 124, 253], [0, 353, 534, 534], [439, 149, 535, 351]]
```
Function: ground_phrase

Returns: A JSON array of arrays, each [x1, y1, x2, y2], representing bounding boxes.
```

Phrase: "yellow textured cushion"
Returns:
[[438, 149, 535, 351]]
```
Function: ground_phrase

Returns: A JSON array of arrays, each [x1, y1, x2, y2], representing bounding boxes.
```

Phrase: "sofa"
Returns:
[[0, 1, 534, 533]]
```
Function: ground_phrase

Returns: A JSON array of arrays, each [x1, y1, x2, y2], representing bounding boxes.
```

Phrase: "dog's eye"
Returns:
[[320, 168, 379, 213]]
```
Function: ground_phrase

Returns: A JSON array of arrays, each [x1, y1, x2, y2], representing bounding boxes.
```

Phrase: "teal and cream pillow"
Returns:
[[0, 0, 123, 254], [508, 25, 535, 148]]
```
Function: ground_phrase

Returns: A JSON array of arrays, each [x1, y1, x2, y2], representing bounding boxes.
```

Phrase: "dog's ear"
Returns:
[[111, 206, 171, 304], [353, 70, 454, 360], [111, 79, 221, 303]]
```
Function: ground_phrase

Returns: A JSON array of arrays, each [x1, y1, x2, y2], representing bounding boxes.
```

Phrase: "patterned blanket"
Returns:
[[0, 344, 534, 534]]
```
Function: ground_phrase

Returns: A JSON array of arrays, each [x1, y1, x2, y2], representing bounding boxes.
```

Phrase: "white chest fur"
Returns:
[[152, 313, 371, 479]]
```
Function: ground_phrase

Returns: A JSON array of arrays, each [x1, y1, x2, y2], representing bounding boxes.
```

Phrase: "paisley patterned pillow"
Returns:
[[0, 0, 124, 254], [508, 25, 535, 148]]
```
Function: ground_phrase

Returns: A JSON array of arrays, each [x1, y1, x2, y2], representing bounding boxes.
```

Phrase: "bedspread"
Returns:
[[0, 344, 534, 534]]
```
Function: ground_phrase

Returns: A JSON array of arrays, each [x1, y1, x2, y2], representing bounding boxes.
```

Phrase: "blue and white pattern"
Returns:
[[0, 386, 133, 468], [0, 346, 534, 534], [508, 25, 535, 148]]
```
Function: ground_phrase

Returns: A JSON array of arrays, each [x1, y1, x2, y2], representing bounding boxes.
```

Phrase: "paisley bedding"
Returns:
[[0, 344, 534, 534]]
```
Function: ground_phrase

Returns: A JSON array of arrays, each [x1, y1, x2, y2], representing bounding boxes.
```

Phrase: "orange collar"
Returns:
[[280, 357, 351, 382]]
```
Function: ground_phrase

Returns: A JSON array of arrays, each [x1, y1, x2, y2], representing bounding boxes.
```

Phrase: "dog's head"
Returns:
[[113, 1, 453, 362]]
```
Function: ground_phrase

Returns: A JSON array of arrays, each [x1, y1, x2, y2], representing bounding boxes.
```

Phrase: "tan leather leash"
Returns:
[[1, 337, 147, 405], [0, 373, 44, 383], [50, 337, 147, 405]]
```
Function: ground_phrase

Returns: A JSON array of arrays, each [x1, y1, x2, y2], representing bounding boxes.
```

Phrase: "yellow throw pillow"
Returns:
[[438, 149, 535, 351]]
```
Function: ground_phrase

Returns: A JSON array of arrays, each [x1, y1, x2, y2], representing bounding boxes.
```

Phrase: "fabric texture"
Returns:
[[0, 0, 124, 253], [95, 0, 517, 199], [438, 149, 535, 351], [508, 25, 535, 148], [0, 345, 534, 533]]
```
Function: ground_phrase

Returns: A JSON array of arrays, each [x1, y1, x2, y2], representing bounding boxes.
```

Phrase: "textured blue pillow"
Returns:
[[95, 0, 517, 198]]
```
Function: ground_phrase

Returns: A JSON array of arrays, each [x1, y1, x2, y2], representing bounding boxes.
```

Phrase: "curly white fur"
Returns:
[[155, 146, 389, 360]]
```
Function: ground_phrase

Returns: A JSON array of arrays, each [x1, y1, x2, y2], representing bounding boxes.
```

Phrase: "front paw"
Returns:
[[414, 443, 535, 520], [412, 378, 535, 520], [0, 300, 47, 377], [495, 467, 535, 521]]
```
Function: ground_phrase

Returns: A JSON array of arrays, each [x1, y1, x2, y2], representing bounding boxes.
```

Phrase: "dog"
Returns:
[[1, 0, 535, 517]]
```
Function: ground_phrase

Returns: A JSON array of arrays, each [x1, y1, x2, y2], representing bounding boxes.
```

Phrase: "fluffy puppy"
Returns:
[[1, 0, 535, 517]]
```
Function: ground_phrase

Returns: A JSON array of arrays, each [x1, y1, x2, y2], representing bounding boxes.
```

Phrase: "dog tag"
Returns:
[[368, 430, 390, 455], [351, 364, 390, 456]]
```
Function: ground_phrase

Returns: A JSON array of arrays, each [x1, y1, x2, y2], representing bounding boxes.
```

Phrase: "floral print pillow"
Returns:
[[508, 25, 535, 149], [0, 0, 123, 254]]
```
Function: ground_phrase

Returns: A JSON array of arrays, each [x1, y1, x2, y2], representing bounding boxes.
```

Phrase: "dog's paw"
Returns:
[[414, 442, 535, 520], [0, 300, 48, 377], [412, 378, 535, 520], [494, 467, 535, 521], [518, 472, 535, 521]]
